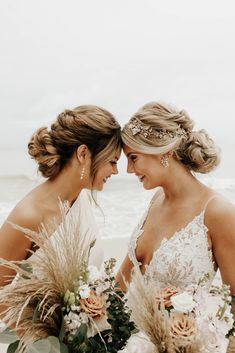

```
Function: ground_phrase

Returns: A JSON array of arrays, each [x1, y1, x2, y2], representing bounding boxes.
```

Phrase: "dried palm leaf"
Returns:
[[127, 269, 201, 353], [0, 200, 93, 352]]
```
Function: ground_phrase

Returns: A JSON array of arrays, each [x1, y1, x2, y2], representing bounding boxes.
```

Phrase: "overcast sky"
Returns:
[[0, 0, 234, 176]]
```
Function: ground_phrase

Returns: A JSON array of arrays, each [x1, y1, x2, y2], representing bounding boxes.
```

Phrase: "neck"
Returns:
[[161, 161, 205, 202], [43, 167, 83, 207]]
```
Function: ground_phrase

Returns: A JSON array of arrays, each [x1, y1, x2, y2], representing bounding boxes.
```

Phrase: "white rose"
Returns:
[[171, 292, 196, 313], [64, 312, 81, 331], [78, 312, 89, 324], [88, 265, 101, 283], [79, 284, 91, 299]]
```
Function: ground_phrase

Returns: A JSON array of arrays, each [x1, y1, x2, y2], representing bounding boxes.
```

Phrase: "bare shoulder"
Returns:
[[206, 194, 235, 220], [205, 194, 235, 241], [0, 197, 43, 261], [4, 197, 42, 231], [0, 195, 43, 246]]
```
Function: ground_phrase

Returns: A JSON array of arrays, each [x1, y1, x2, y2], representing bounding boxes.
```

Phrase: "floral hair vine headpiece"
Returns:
[[127, 117, 187, 139]]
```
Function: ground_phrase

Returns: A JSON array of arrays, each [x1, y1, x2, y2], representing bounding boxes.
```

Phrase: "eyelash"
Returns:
[[130, 155, 137, 162], [110, 161, 117, 165]]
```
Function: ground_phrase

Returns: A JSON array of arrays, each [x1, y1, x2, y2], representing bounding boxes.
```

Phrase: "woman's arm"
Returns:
[[116, 255, 135, 292], [205, 197, 235, 351], [0, 203, 39, 287], [0, 204, 40, 321], [206, 198, 235, 295]]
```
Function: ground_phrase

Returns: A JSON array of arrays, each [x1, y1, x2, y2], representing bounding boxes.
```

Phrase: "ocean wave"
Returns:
[[0, 173, 235, 187], [0, 174, 40, 182], [199, 176, 235, 190], [0, 174, 235, 193]]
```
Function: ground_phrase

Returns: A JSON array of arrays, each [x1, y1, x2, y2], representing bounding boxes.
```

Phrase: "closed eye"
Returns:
[[129, 155, 137, 162]]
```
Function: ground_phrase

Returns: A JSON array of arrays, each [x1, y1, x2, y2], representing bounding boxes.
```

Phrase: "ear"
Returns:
[[76, 144, 90, 164]]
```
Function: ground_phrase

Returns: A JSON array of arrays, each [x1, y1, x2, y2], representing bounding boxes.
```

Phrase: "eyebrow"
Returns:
[[126, 152, 137, 158]]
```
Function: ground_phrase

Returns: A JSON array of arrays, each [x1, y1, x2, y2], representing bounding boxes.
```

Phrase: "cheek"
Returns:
[[93, 168, 106, 184], [137, 162, 148, 173]]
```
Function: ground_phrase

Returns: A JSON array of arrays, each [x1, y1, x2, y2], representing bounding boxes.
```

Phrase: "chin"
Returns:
[[95, 184, 104, 191], [143, 181, 156, 190], [143, 185, 152, 190]]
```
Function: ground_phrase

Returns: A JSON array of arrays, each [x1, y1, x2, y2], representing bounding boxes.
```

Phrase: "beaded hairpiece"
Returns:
[[127, 117, 187, 139]]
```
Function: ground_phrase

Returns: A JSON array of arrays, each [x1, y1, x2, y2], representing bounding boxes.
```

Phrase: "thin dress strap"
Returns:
[[202, 195, 218, 214]]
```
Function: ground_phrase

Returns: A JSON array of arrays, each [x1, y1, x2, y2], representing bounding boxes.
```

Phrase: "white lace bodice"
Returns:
[[128, 199, 216, 289]]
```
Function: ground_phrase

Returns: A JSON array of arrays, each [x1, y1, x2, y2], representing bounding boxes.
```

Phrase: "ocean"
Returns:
[[1, 174, 235, 238]]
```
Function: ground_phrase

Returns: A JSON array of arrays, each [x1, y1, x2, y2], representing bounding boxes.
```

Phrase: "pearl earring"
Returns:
[[80, 167, 85, 180], [160, 155, 169, 168]]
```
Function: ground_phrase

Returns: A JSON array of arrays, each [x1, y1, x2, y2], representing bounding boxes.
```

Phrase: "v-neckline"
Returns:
[[136, 210, 211, 275], [145, 211, 207, 268]]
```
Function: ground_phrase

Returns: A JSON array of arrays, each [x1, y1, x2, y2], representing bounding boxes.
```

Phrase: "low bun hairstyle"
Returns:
[[28, 105, 121, 179], [28, 127, 61, 178], [175, 129, 220, 173], [122, 102, 220, 174]]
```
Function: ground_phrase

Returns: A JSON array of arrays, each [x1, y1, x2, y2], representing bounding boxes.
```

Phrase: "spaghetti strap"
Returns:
[[203, 195, 218, 213]]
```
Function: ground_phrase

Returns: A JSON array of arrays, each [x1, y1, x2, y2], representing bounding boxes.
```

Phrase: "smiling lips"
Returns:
[[103, 176, 110, 183], [137, 175, 145, 182]]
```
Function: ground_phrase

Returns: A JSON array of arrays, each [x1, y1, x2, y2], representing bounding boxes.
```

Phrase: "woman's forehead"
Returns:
[[122, 144, 136, 154]]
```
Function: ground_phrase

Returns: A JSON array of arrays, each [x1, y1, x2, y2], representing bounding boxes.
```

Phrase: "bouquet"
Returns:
[[127, 270, 234, 353], [0, 201, 136, 353]]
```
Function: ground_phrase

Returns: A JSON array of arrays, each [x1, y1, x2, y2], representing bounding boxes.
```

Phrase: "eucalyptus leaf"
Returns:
[[20, 262, 33, 279], [47, 336, 61, 353], [7, 340, 19, 353], [20, 262, 33, 273], [59, 315, 65, 341], [27, 336, 62, 353], [0, 328, 18, 344], [60, 342, 69, 353], [27, 338, 51, 353], [73, 323, 87, 342]]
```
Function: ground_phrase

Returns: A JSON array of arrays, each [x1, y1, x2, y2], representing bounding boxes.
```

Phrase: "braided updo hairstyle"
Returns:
[[28, 105, 121, 179], [122, 102, 220, 173]]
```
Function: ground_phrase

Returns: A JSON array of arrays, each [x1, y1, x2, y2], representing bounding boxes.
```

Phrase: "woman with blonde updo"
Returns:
[[0, 105, 121, 288], [116, 102, 235, 352]]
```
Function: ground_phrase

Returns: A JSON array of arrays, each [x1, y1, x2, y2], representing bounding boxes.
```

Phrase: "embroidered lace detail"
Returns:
[[128, 208, 216, 290]]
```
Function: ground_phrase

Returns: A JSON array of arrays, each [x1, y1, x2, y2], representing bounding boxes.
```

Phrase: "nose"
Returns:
[[127, 160, 134, 174]]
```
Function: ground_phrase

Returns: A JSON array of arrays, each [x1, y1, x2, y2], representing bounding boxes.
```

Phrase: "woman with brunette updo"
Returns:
[[0, 105, 121, 287]]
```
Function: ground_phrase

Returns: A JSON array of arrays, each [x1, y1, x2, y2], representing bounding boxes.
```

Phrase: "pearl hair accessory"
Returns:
[[127, 117, 187, 140]]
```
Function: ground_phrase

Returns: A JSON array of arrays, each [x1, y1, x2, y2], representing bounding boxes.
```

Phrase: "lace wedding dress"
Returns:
[[121, 196, 217, 353]]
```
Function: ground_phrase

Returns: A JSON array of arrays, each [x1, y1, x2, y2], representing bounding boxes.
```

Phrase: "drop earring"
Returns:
[[160, 154, 169, 168], [80, 167, 85, 180]]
